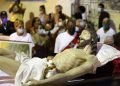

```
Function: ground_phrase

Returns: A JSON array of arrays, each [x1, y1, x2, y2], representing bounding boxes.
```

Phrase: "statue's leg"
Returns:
[[0, 56, 20, 77]]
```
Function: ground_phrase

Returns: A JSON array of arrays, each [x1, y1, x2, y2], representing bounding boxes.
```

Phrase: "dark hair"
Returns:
[[40, 5, 46, 14], [78, 6, 86, 13], [113, 32, 120, 47], [32, 17, 41, 27], [56, 5, 63, 10], [15, 19, 24, 24], [66, 20, 76, 35], [0, 11, 7, 18], [98, 3, 104, 8]]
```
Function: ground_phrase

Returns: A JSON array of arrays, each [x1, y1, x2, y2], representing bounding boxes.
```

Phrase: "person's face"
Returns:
[[55, 6, 61, 13], [67, 21, 76, 35], [15, 21, 24, 35], [103, 22, 110, 30], [45, 23, 52, 30], [98, 6, 103, 13], [39, 7, 44, 14], [76, 20, 85, 32], [29, 12, 34, 20], [34, 18, 40, 28]]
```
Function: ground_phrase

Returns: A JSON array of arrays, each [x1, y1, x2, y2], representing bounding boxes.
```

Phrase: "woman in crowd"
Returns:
[[9, 19, 34, 47], [39, 5, 48, 26], [30, 17, 49, 58]]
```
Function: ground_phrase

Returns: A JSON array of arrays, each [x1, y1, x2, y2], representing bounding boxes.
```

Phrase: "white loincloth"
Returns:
[[15, 57, 47, 86], [15, 57, 57, 86], [96, 44, 120, 66]]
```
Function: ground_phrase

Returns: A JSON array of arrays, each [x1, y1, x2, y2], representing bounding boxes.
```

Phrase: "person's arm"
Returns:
[[9, 3, 16, 13], [18, 3, 26, 14]]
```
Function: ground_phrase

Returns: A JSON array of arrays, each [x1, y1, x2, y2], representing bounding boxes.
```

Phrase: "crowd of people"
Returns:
[[0, 1, 120, 86]]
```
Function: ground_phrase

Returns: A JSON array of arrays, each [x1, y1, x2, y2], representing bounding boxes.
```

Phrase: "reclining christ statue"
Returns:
[[0, 22, 120, 86], [0, 44, 120, 86]]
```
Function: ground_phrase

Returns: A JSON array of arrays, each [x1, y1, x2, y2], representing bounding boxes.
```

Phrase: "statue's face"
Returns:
[[78, 29, 93, 54], [79, 30, 91, 44]]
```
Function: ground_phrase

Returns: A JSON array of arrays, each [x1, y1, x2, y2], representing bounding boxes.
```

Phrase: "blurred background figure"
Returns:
[[98, 3, 110, 29], [39, 5, 48, 26], [0, 11, 15, 35], [30, 17, 49, 58], [50, 5, 70, 25], [97, 18, 116, 43], [25, 12, 34, 33], [74, 6, 87, 20], [54, 20, 77, 53], [9, 0, 26, 22]]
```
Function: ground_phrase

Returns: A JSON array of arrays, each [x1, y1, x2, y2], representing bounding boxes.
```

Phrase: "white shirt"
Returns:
[[97, 44, 120, 66], [54, 32, 76, 53], [82, 13, 87, 20], [97, 27, 115, 43], [9, 32, 34, 47]]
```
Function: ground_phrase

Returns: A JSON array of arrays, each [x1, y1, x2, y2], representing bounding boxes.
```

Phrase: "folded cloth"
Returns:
[[15, 58, 48, 86], [0, 70, 14, 86], [0, 83, 15, 86], [96, 44, 120, 66]]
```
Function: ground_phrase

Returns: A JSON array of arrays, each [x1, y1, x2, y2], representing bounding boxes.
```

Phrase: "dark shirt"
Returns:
[[98, 11, 110, 28], [0, 21, 15, 35], [73, 12, 82, 19], [59, 13, 66, 21]]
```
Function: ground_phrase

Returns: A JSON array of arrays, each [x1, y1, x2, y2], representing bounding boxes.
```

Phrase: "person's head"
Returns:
[[32, 17, 41, 29], [39, 5, 46, 14], [78, 29, 91, 47], [0, 11, 8, 24], [14, 19, 25, 36], [102, 18, 110, 31], [66, 20, 76, 35], [55, 5, 63, 14], [98, 3, 104, 12], [104, 36, 114, 46], [113, 32, 120, 47], [76, 19, 86, 32], [29, 12, 34, 20], [77, 6, 86, 13], [45, 21, 53, 31]]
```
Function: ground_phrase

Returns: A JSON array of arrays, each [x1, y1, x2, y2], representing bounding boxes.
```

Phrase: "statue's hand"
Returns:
[[23, 79, 41, 86]]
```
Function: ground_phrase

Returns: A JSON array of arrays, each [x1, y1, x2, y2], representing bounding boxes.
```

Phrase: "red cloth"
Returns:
[[62, 32, 80, 51], [112, 46, 120, 76]]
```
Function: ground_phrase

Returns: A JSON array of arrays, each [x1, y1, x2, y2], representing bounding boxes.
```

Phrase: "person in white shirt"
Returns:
[[97, 18, 116, 43], [54, 20, 76, 53], [9, 19, 34, 47]]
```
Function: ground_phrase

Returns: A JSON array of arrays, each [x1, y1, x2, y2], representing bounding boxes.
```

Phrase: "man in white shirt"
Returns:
[[9, 19, 34, 47], [54, 19, 87, 54], [54, 20, 77, 53], [97, 18, 116, 43]]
